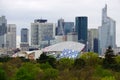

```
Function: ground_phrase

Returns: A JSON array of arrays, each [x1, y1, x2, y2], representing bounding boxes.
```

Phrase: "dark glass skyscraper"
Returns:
[[21, 28, 29, 42], [93, 38, 98, 53], [63, 22, 74, 35], [20, 28, 29, 51], [0, 16, 7, 48], [75, 17, 88, 44]]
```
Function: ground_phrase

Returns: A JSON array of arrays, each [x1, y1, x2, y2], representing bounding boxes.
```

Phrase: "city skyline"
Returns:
[[0, 0, 120, 46]]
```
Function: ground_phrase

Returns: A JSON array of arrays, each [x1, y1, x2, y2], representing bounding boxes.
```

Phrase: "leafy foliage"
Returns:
[[0, 66, 7, 80], [37, 52, 56, 68], [101, 76, 116, 80], [104, 46, 115, 65], [1, 51, 120, 80], [103, 46, 120, 72], [44, 68, 58, 80], [74, 58, 85, 69], [80, 52, 99, 66], [94, 66, 112, 78], [15, 63, 41, 80], [40, 62, 52, 70], [56, 58, 74, 70], [115, 56, 120, 64], [105, 46, 114, 59], [0, 56, 11, 62]]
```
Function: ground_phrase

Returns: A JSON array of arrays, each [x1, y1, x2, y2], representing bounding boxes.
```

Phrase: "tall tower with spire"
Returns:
[[99, 4, 116, 55], [102, 4, 107, 23]]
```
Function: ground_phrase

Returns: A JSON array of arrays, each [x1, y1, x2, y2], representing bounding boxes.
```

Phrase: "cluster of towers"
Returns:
[[0, 4, 116, 55], [0, 16, 16, 49]]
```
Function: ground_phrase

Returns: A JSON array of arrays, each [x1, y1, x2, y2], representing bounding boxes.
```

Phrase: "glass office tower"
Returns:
[[75, 16, 88, 44]]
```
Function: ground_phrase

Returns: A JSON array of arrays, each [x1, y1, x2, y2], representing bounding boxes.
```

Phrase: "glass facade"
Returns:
[[75, 17, 88, 44], [63, 22, 74, 35], [0, 16, 7, 48], [99, 5, 116, 54], [21, 28, 29, 42], [93, 38, 98, 53], [59, 49, 79, 59], [57, 18, 64, 35]]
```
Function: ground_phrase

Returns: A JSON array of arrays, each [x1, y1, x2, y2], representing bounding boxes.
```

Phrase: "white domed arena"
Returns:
[[42, 41, 85, 59]]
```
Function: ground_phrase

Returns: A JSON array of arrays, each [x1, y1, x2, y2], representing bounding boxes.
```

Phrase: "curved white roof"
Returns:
[[43, 41, 85, 52]]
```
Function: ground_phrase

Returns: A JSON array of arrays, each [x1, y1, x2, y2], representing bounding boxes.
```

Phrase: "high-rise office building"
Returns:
[[56, 19, 74, 36], [93, 38, 99, 53], [6, 24, 16, 49], [20, 28, 29, 51], [63, 22, 74, 35], [67, 32, 78, 42], [21, 28, 29, 42], [75, 16, 88, 44], [31, 19, 54, 48], [88, 29, 98, 53], [99, 4, 116, 54], [0, 16, 7, 48], [56, 18, 64, 35]]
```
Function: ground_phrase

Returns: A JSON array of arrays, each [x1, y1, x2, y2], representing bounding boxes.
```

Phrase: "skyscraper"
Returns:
[[93, 38, 99, 53], [6, 24, 16, 49], [88, 29, 98, 52], [31, 19, 54, 48], [99, 4, 116, 54], [75, 16, 88, 44], [63, 22, 74, 35], [67, 32, 78, 42], [0, 16, 7, 48], [56, 19, 74, 36], [56, 18, 64, 35], [21, 28, 29, 43], [20, 28, 29, 51]]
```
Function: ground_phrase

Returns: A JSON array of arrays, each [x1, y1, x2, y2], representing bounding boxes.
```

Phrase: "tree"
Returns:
[[15, 62, 41, 80], [0, 66, 7, 80], [37, 52, 49, 63], [80, 52, 99, 66], [40, 62, 52, 70], [7, 57, 22, 68], [44, 68, 58, 80], [101, 76, 115, 80], [115, 56, 120, 64], [0, 56, 11, 62], [105, 46, 114, 60], [74, 58, 85, 69], [37, 52, 56, 68], [47, 56, 56, 68], [94, 65, 113, 78], [111, 56, 120, 72], [2, 58, 22, 80], [56, 58, 74, 70], [103, 46, 115, 69], [57, 69, 78, 80]]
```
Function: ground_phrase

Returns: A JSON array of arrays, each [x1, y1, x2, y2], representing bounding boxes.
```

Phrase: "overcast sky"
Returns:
[[0, 0, 120, 46]]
